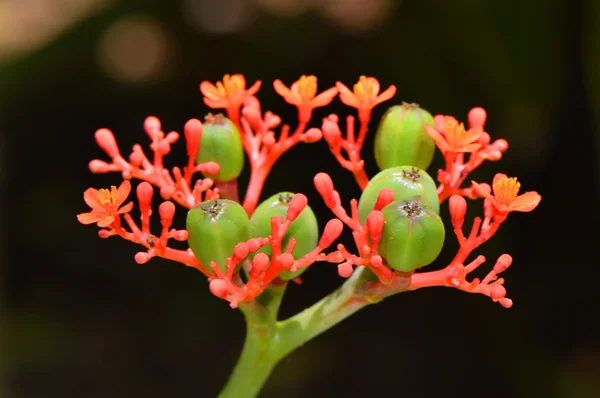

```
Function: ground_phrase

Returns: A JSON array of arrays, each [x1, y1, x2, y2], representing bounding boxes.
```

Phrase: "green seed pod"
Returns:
[[250, 192, 319, 280], [197, 114, 244, 182], [186, 199, 250, 274], [374, 103, 436, 171], [358, 165, 439, 223], [378, 198, 445, 272]]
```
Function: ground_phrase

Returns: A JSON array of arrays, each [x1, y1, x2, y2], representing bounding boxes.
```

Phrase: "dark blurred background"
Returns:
[[1, 0, 599, 397]]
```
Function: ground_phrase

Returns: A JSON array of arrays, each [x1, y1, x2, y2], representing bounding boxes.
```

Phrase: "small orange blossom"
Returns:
[[472, 173, 541, 213], [77, 180, 134, 227]]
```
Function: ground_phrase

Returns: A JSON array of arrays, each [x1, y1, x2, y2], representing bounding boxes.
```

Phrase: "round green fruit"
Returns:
[[358, 166, 439, 223], [374, 103, 436, 171], [197, 114, 244, 182], [378, 198, 445, 272], [186, 199, 250, 274], [250, 192, 318, 280]]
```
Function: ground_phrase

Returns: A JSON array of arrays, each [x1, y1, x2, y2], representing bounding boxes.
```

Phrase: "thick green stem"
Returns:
[[218, 283, 287, 398], [218, 269, 412, 397], [218, 320, 279, 398], [275, 267, 392, 357]]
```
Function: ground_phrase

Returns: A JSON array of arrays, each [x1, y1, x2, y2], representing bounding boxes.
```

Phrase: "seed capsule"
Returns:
[[186, 199, 251, 273], [197, 114, 244, 182], [358, 165, 439, 223], [378, 198, 445, 272], [250, 192, 319, 280], [374, 103, 435, 171]]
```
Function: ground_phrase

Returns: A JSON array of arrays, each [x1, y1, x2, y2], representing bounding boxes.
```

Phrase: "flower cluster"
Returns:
[[78, 74, 541, 309]]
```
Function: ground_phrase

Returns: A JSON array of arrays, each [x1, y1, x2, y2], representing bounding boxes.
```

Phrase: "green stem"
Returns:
[[218, 283, 287, 398], [217, 319, 279, 398], [218, 269, 412, 397], [275, 267, 389, 357]]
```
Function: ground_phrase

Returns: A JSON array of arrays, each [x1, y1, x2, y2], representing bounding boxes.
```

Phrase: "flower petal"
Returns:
[[336, 82, 359, 108], [246, 80, 262, 96], [492, 173, 508, 187], [424, 124, 450, 153], [471, 181, 494, 201], [117, 201, 134, 214], [199, 82, 223, 101], [311, 87, 339, 108], [374, 85, 396, 106], [273, 80, 300, 105], [462, 127, 482, 144], [230, 74, 246, 88], [115, 180, 131, 207], [83, 188, 102, 210], [203, 97, 229, 109], [509, 191, 541, 212], [456, 143, 481, 153], [77, 211, 103, 225], [97, 216, 115, 228]]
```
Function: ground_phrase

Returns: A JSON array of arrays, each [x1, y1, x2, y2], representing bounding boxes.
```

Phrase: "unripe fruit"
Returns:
[[250, 192, 319, 280], [374, 103, 435, 171], [187, 199, 251, 274], [197, 114, 244, 182], [358, 166, 439, 223], [378, 198, 445, 272]]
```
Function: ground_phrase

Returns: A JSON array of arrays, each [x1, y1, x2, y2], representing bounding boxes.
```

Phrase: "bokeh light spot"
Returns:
[[254, 0, 315, 18], [319, 0, 395, 35], [183, 0, 255, 34], [96, 15, 171, 84]]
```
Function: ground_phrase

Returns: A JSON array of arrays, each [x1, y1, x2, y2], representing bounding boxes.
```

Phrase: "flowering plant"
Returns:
[[78, 74, 541, 397]]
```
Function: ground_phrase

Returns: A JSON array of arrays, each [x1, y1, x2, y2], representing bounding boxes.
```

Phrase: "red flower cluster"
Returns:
[[78, 74, 541, 308]]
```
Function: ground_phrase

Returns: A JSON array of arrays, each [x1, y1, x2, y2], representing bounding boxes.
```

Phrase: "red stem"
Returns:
[[216, 179, 240, 203]]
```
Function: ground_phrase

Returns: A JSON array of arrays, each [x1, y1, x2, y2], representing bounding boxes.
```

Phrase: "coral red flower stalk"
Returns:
[[78, 180, 211, 276], [200, 74, 335, 215], [323, 76, 396, 190], [203, 193, 344, 308], [89, 116, 220, 209], [425, 107, 510, 202]]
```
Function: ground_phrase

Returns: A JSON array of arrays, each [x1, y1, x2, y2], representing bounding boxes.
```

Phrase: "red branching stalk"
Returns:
[[206, 194, 344, 308], [313, 172, 540, 307], [424, 107, 509, 202], [78, 180, 212, 276], [200, 74, 336, 215], [313, 172, 395, 283], [322, 76, 397, 190], [79, 74, 542, 312], [90, 116, 220, 209]]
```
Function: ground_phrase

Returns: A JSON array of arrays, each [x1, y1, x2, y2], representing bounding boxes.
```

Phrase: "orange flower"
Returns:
[[200, 74, 261, 109], [77, 180, 134, 227], [336, 76, 396, 114], [424, 119, 481, 153], [472, 174, 541, 213], [273, 75, 338, 121]]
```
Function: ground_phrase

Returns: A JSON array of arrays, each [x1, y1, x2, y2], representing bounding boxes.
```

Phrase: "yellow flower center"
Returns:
[[493, 177, 521, 205], [444, 120, 467, 147], [98, 186, 118, 207], [353, 76, 375, 100], [217, 74, 245, 97], [298, 75, 317, 99]]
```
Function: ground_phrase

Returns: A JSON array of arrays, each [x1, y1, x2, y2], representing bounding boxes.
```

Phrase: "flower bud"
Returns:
[[468, 107, 487, 129], [374, 103, 436, 171], [196, 114, 244, 182], [186, 199, 251, 274], [249, 192, 318, 280], [358, 165, 439, 223], [448, 195, 467, 229], [378, 198, 445, 272]]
